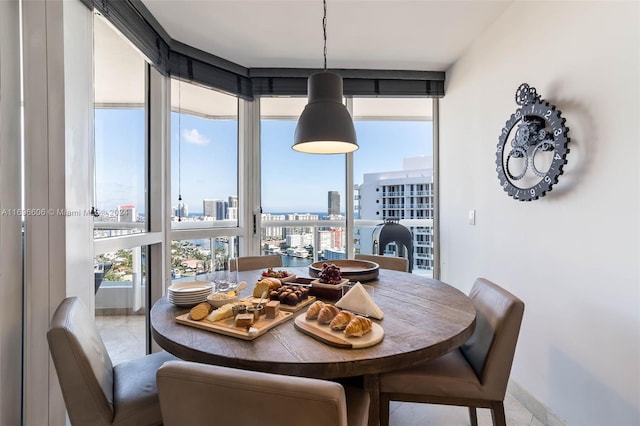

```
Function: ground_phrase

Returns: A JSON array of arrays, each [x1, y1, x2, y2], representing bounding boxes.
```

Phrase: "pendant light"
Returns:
[[293, 0, 358, 154]]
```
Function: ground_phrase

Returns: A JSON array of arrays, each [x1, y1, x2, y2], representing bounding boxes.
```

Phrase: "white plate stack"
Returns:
[[167, 281, 214, 307]]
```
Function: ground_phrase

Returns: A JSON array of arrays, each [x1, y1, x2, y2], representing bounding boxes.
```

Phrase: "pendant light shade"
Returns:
[[293, 72, 358, 154]]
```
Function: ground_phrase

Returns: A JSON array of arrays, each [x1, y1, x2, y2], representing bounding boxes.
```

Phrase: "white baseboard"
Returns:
[[508, 380, 566, 426]]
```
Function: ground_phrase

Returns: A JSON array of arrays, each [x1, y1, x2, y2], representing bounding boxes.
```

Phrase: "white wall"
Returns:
[[440, 2, 639, 425], [0, 1, 23, 424], [22, 0, 93, 424]]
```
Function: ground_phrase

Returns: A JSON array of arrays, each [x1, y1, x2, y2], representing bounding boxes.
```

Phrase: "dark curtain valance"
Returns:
[[251, 69, 444, 97], [87, 0, 445, 100]]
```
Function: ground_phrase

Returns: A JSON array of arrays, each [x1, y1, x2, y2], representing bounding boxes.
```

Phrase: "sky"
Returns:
[[95, 109, 432, 214]]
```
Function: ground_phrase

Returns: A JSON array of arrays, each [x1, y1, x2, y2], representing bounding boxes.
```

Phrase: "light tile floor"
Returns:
[[388, 393, 543, 426], [97, 314, 544, 425]]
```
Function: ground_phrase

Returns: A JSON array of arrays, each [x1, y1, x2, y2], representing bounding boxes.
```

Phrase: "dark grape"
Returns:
[[319, 263, 342, 284]]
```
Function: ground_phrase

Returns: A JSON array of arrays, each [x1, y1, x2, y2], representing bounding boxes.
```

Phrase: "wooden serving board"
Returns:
[[175, 311, 293, 340], [242, 295, 316, 313], [294, 315, 384, 349]]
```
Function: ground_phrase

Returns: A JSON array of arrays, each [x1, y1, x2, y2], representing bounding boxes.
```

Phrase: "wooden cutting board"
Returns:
[[242, 295, 316, 312], [294, 315, 384, 349], [175, 311, 293, 340]]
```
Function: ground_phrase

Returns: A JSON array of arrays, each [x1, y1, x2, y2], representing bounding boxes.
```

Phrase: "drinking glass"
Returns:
[[226, 258, 238, 291], [215, 259, 230, 292]]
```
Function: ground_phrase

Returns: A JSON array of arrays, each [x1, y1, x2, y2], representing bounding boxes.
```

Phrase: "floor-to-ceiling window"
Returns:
[[259, 96, 434, 274], [169, 78, 242, 284], [93, 15, 151, 364], [260, 97, 347, 266], [352, 98, 434, 275]]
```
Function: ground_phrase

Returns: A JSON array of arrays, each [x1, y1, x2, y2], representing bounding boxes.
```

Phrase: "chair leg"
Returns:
[[490, 401, 506, 426], [468, 407, 478, 426], [379, 394, 390, 426]]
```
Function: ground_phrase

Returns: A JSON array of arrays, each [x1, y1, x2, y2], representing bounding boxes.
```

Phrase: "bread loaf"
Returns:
[[253, 280, 271, 298], [263, 277, 282, 290]]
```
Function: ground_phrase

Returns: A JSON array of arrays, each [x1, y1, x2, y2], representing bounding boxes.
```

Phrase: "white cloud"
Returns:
[[182, 128, 210, 146]]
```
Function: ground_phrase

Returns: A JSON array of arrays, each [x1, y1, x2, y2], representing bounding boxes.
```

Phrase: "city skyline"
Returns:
[[95, 109, 432, 213]]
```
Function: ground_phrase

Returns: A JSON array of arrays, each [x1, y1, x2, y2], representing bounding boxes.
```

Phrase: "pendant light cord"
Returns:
[[323, 0, 327, 72], [91, 21, 100, 218], [178, 80, 182, 222]]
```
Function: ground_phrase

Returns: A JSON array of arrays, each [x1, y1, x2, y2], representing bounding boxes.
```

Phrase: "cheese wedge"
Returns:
[[206, 301, 252, 322]]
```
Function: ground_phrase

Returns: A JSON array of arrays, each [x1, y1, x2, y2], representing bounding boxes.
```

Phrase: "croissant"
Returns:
[[330, 310, 356, 331], [317, 304, 341, 325], [306, 301, 326, 320], [344, 316, 373, 337]]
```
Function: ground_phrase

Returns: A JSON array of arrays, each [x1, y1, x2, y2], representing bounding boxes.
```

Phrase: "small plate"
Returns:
[[168, 281, 214, 293]]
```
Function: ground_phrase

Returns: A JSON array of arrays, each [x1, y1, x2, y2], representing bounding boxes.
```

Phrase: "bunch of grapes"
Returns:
[[319, 263, 342, 284]]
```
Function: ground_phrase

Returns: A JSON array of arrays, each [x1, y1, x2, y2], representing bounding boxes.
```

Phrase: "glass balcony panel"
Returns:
[[170, 237, 239, 284], [94, 246, 147, 365]]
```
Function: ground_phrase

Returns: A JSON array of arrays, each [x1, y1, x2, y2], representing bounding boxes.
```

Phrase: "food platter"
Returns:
[[175, 311, 293, 340], [308, 260, 379, 282], [294, 315, 384, 349]]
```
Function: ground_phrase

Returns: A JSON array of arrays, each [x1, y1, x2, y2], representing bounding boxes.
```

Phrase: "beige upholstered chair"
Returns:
[[230, 254, 283, 272], [157, 360, 370, 426], [379, 278, 524, 426], [354, 253, 409, 272], [47, 297, 177, 426]]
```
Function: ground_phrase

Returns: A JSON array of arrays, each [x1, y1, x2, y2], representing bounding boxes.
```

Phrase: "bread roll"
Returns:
[[344, 316, 373, 337], [317, 305, 341, 325], [285, 292, 299, 306], [330, 310, 356, 331], [306, 301, 326, 320]]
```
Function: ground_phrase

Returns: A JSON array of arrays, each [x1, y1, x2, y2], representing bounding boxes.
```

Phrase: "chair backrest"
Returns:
[[47, 297, 115, 426], [157, 360, 350, 426], [460, 278, 524, 399], [354, 254, 409, 272], [230, 254, 283, 272]]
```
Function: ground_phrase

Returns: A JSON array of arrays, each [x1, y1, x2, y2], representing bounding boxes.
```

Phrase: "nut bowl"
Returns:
[[207, 292, 238, 308]]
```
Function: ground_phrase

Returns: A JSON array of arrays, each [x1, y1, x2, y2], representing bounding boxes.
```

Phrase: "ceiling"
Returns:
[[140, 0, 513, 71], [96, 1, 513, 118]]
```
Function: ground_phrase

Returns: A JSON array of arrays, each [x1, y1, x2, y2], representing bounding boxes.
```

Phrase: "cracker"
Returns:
[[189, 302, 211, 321]]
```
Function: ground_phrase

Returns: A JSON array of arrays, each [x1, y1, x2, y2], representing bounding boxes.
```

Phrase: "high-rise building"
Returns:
[[173, 203, 188, 219], [227, 196, 238, 220], [355, 156, 434, 274], [203, 199, 216, 218], [328, 191, 340, 216], [215, 200, 228, 220]]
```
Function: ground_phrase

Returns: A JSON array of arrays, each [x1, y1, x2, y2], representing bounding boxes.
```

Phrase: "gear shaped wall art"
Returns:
[[496, 83, 570, 201]]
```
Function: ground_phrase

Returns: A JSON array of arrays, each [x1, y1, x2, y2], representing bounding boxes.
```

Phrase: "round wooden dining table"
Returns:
[[151, 267, 476, 426]]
